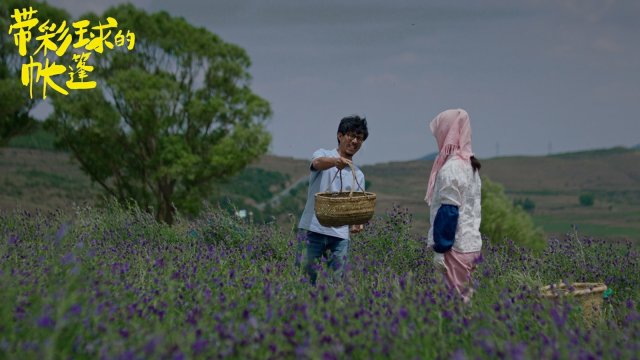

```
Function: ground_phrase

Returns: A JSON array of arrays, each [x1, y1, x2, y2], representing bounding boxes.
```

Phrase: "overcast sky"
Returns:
[[38, 0, 640, 164]]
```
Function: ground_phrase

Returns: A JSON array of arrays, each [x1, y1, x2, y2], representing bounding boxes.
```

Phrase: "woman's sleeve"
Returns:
[[432, 204, 459, 253], [432, 166, 462, 253]]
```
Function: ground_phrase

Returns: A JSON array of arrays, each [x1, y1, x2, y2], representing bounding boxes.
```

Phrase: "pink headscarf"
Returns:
[[425, 109, 474, 205]]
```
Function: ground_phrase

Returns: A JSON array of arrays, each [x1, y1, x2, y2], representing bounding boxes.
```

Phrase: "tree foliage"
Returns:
[[579, 193, 595, 207], [513, 197, 536, 213], [46, 4, 271, 224], [481, 177, 546, 251], [0, 0, 70, 146]]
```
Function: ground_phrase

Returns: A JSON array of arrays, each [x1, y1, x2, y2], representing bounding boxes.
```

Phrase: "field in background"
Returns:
[[2, 136, 639, 241], [0, 148, 98, 211], [484, 150, 640, 240]]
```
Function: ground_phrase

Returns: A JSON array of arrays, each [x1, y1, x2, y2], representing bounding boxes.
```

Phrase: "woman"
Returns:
[[426, 109, 482, 303]]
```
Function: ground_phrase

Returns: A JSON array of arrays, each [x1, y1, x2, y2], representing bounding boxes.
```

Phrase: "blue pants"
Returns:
[[298, 230, 349, 285]]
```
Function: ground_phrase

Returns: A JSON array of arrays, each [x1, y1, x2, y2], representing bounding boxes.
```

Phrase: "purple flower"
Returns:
[[67, 304, 82, 317], [203, 287, 212, 302], [506, 342, 527, 360], [37, 315, 55, 329], [550, 307, 566, 328], [626, 299, 635, 309], [144, 337, 160, 355], [192, 339, 208, 355], [8, 234, 19, 246], [399, 307, 409, 319], [322, 352, 338, 360], [451, 349, 467, 360], [247, 315, 258, 329], [118, 350, 135, 360], [282, 325, 296, 339], [442, 310, 454, 321], [186, 307, 201, 325], [61, 252, 76, 265], [55, 223, 68, 245]]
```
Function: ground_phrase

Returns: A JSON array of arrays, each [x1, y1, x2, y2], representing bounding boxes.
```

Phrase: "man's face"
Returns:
[[337, 131, 364, 156]]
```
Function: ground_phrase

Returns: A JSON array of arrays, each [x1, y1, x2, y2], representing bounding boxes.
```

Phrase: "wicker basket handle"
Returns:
[[326, 162, 366, 197]]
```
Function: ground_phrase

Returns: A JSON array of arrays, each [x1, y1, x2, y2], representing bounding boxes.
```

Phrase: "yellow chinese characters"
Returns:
[[7, 7, 136, 99], [8, 7, 38, 57], [67, 53, 96, 90], [21, 56, 68, 99]]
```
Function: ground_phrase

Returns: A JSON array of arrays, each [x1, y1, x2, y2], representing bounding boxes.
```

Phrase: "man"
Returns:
[[298, 115, 369, 285]]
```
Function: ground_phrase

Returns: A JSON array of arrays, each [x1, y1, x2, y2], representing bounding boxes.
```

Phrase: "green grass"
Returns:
[[507, 190, 569, 196], [0, 179, 23, 197], [215, 167, 290, 203], [16, 168, 86, 190], [7, 126, 57, 151], [533, 214, 640, 238]]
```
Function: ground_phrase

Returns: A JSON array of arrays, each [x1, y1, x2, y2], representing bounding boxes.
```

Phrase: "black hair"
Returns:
[[337, 115, 369, 144], [471, 156, 481, 173]]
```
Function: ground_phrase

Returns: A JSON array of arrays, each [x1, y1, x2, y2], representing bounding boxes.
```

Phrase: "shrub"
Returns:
[[513, 197, 536, 213], [579, 193, 595, 207], [481, 177, 546, 251]]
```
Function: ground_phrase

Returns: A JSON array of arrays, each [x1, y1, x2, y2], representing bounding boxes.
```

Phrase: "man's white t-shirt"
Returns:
[[298, 148, 366, 240]]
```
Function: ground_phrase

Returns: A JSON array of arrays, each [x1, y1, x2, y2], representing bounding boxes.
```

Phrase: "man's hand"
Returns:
[[335, 156, 352, 170], [311, 156, 353, 171], [350, 224, 364, 234]]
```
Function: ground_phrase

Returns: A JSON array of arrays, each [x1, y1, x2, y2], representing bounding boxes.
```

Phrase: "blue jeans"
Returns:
[[298, 230, 349, 285]]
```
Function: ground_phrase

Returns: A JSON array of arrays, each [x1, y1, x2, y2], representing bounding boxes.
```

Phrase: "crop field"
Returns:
[[1, 204, 639, 359]]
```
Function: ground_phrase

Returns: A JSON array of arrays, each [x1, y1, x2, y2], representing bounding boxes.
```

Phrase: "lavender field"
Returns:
[[1, 204, 639, 359]]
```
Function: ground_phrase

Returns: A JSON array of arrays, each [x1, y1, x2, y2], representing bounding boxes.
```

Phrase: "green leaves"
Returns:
[[481, 177, 546, 251], [46, 4, 271, 223]]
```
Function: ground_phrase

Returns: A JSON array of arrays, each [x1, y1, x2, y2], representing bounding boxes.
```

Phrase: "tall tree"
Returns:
[[0, 0, 69, 146], [46, 4, 272, 224]]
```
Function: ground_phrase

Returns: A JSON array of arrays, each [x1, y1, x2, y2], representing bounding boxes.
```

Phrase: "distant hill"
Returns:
[[415, 146, 637, 162], [414, 152, 438, 161], [549, 146, 634, 158], [2, 143, 639, 241]]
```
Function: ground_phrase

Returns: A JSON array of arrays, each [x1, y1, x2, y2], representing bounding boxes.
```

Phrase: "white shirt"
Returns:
[[427, 156, 482, 253]]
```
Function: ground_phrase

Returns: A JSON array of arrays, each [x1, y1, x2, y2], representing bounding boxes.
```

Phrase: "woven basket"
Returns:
[[539, 282, 607, 325], [315, 163, 376, 227]]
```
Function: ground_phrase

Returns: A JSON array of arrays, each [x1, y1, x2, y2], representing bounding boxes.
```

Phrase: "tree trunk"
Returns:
[[156, 179, 175, 225]]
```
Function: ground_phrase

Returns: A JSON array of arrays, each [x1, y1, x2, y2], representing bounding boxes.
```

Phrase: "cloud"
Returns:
[[385, 52, 419, 66], [592, 36, 623, 53], [46, 0, 153, 17], [363, 74, 399, 87], [149, 0, 525, 27], [281, 75, 338, 89], [32, 0, 640, 163], [557, 0, 616, 23]]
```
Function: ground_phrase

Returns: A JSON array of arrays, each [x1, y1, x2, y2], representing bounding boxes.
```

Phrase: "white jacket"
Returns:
[[427, 156, 482, 253]]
